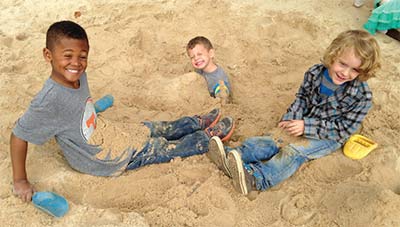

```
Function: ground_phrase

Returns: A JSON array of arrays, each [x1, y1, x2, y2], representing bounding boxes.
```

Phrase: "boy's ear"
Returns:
[[209, 49, 215, 58], [43, 48, 52, 62]]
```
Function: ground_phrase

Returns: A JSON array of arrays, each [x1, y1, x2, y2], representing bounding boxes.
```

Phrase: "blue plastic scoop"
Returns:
[[32, 191, 69, 218]]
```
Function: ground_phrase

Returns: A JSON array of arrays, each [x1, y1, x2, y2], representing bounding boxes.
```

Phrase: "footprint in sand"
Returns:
[[280, 194, 317, 225], [306, 156, 363, 183], [15, 33, 29, 41]]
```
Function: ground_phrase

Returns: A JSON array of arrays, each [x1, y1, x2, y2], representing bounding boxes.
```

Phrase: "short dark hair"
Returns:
[[186, 36, 213, 51], [46, 20, 89, 50]]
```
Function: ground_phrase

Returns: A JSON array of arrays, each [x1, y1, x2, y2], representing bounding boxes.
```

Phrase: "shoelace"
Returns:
[[206, 123, 225, 137]]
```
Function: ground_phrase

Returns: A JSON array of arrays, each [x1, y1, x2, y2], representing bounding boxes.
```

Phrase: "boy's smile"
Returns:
[[328, 48, 361, 85], [43, 38, 89, 89], [187, 44, 217, 73]]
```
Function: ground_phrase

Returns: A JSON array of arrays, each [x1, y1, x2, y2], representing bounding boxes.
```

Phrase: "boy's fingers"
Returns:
[[26, 191, 33, 202], [18, 191, 26, 202], [23, 190, 33, 202], [27, 186, 34, 202], [286, 123, 298, 131], [287, 127, 302, 136], [293, 131, 302, 137], [22, 193, 28, 202], [289, 129, 299, 136], [14, 183, 34, 202], [279, 121, 291, 128], [17, 190, 25, 202]]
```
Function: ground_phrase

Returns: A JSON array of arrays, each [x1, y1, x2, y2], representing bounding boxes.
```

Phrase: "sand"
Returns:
[[1, 0, 400, 226]]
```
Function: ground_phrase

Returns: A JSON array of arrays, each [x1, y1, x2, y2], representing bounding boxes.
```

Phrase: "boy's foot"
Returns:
[[205, 116, 235, 142], [196, 108, 221, 130], [227, 149, 255, 195], [386, 29, 400, 42], [207, 136, 231, 177]]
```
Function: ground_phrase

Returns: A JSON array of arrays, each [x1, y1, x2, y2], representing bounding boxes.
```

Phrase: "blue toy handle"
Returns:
[[94, 94, 114, 113]]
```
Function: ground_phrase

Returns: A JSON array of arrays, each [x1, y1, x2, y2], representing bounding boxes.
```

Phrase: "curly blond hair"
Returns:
[[321, 30, 381, 81]]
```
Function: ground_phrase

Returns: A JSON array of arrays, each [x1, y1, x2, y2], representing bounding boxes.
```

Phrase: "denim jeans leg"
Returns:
[[126, 130, 209, 170], [226, 136, 279, 163], [247, 138, 342, 191], [143, 116, 201, 140]]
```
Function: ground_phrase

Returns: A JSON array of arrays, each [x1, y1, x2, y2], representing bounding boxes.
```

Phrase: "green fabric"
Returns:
[[364, 0, 400, 34]]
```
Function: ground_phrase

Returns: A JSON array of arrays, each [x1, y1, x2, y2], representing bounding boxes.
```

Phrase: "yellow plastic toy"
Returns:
[[343, 134, 378, 160]]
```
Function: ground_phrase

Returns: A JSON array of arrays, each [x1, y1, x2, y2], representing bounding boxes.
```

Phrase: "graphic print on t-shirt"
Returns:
[[81, 97, 97, 141]]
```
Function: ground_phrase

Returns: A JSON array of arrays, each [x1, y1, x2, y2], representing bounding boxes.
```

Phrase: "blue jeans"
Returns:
[[230, 136, 341, 191], [126, 116, 209, 170]]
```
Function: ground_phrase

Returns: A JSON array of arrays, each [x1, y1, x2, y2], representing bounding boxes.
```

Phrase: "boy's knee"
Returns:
[[147, 137, 168, 153], [281, 145, 304, 157]]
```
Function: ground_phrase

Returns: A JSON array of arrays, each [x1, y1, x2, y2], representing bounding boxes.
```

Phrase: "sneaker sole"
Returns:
[[227, 150, 248, 195], [220, 123, 235, 142], [207, 136, 231, 177]]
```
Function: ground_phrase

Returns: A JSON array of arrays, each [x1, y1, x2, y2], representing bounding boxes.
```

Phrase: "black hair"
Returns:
[[46, 20, 89, 50]]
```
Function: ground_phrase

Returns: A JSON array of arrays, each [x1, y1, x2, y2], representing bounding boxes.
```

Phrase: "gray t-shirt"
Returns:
[[196, 65, 231, 97], [13, 73, 134, 176]]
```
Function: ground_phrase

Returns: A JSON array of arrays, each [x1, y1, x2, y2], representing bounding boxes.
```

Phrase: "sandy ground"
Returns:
[[1, 0, 400, 226]]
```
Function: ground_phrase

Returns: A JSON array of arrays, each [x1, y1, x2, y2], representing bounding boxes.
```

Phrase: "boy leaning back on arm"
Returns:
[[207, 30, 381, 195], [10, 21, 236, 202], [186, 36, 232, 101]]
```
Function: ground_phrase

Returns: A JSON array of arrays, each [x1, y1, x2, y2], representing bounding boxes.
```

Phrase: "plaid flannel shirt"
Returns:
[[281, 64, 372, 144]]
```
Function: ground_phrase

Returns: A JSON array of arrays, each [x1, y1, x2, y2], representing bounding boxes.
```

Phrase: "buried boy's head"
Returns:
[[186, 36, 216, 72]]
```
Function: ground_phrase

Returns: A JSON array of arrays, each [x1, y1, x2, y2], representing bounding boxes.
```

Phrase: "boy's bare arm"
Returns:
[[10, 133, 35, 202]]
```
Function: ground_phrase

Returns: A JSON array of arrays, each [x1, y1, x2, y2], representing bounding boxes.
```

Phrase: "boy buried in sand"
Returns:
[[10, 20, 235, 202], [186, 36, 232, 101], [207, 30, 381, 195]]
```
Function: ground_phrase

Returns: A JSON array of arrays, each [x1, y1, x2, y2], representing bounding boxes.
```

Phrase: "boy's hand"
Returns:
[[13, 179, 35, 202], [279, 120, 304, 137], [278, 121, 290, 129]]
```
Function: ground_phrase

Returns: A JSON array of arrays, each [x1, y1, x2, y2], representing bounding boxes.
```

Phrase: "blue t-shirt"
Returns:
[[319, 69, 341, 98]]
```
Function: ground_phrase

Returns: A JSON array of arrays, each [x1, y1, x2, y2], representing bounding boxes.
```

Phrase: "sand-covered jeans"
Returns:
[[126, 116, 209, 170], [228, 136, 341, 191]]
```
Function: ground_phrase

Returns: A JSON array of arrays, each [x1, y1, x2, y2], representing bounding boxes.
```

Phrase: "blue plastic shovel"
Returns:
[[32, 191, 69, 218]]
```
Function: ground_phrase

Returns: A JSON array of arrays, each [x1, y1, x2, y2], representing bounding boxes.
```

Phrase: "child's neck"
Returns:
[[202, 62, 218, 73], [50, 75, 80, 89]]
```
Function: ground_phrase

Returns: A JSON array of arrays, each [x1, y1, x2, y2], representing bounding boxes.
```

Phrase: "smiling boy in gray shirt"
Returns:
[[11, 21, 236, 203], [186, 36, 232, 99]]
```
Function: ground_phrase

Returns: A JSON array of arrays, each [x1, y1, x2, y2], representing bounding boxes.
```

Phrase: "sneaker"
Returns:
[[205, 116, 235, 142], [227, 149, 255, 195], [196, 108, 221, 130], [386, 29, 400, 42], [207, 136, 231, 177]]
